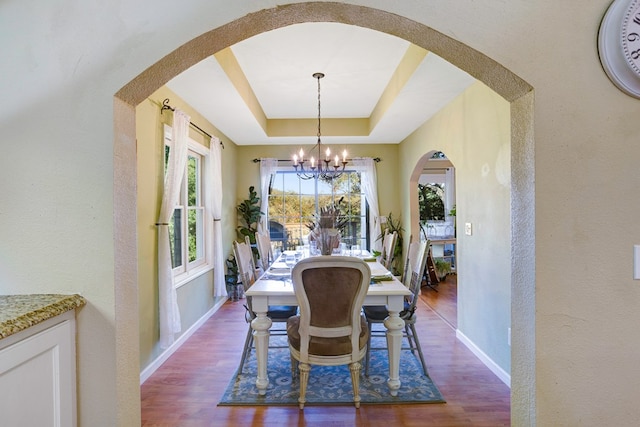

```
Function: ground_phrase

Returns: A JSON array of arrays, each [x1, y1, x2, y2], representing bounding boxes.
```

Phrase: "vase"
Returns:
[[315, 228, 341, 255], [225, 275, 240, 301]]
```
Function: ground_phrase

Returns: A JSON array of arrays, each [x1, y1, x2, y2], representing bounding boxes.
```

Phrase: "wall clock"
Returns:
[[599, 0, 640, 98]]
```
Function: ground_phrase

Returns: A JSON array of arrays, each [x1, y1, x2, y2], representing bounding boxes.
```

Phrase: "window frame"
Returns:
[[267, 166, 369, 250], [163, 125, 213, 288]]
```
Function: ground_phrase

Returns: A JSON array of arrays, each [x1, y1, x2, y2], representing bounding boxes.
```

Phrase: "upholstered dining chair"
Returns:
[[286, 256, 372, 409], [233, 237, 297, 375], [380, 230, 398, 271], [255, 231, 274, 272], [363, 239, 430, 376]]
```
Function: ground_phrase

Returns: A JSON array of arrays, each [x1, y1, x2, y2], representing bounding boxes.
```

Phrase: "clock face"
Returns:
[[599, 0, 640, 98], [622, 0, 640, 75]]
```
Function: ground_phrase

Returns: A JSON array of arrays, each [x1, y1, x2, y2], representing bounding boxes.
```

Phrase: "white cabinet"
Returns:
[[0, 310, 77, 427]]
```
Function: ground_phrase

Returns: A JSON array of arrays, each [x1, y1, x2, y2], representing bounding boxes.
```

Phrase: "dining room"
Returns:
[[11, 0, 640, 424], [141, 248, 510, 426], [135, 15, 514, 425]]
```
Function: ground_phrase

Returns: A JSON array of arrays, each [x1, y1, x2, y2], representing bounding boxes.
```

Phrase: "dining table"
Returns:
[[244, 250, 411, 397]]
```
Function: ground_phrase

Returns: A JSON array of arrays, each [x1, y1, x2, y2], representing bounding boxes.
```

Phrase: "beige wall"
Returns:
[[3, 1, 640, 426], [401, 81, 512, 372], [135, 86, 238, 371]]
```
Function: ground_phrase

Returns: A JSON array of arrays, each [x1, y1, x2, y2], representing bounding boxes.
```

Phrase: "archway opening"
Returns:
[[413, 151, 458, 328], [114, 2, 535, 422]]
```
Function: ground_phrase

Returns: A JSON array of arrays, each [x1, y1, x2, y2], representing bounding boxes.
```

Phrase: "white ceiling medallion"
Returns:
[[599, 0, 640, 98]]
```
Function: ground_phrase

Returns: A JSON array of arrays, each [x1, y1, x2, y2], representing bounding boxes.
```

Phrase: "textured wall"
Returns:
[[400, 81, 512, 374], [3, 1, 640, 426]]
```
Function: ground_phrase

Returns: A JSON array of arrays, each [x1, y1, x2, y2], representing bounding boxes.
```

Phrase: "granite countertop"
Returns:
[[0, 294, 86, 339]]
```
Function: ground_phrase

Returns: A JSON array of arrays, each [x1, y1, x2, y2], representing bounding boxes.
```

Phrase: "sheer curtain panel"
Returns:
[[445, 167, 456, 222], [258, 158, 278, 233], [207, 136, 225, 296], [352, 158, 382, 253], [157, 109, 189, 349]]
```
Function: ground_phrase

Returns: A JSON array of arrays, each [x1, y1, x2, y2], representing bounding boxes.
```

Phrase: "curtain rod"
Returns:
[[252, 157, 381, 163], [161, 98, 224, 149]]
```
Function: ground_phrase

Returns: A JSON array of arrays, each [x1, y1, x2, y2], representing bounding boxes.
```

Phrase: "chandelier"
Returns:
[[292, 72, 348, 181]]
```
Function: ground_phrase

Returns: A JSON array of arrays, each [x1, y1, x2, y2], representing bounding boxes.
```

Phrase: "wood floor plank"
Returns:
[[141, 277, 510, 426]]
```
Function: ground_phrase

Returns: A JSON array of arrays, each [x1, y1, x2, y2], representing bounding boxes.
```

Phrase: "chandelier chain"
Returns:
[[317, 74, 322, 142], [292, 72, 348, 181]]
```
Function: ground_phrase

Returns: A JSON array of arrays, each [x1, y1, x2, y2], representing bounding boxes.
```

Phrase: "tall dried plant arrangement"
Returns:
[[306, 198, 348, 255]]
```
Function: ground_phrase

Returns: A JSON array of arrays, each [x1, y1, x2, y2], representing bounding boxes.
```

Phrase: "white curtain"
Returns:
[[157, 109, 189, 349], [258, 158, 278, 233], [445, 167, 456, 221], [352, 158, 382, 253], [206, 136, 225, 297]]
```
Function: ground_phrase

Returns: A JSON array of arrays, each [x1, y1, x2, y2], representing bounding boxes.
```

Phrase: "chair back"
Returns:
[[233, 236, 258, 320], [255, 232, 273, 271], [400, 235, 414, 285], [233, 236, 257, 290], [403, 239, 429, 318], [380, 230, 398, 270], [290, 256, 371, 363]]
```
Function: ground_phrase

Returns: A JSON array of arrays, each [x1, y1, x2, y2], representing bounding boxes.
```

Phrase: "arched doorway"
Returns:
[[412, 151, 458, 327], [114, 2, 534, 421]]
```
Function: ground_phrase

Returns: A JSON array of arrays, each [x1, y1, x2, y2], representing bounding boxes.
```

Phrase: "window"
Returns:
[[164, 126, 211, 286], [268, 170, 369, 251]]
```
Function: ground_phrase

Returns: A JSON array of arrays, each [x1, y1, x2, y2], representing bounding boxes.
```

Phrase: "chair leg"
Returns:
[[364, 321, 373, 376], [405, 323, 417, 357], [237, 326, 253, 375], [408, 323, 429, 376], [298, 362, 310, 410], [349, 361, 362, 409], [290, 354, 297, 378]]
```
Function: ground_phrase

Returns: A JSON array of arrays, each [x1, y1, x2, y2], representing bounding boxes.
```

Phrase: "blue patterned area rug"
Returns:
[[218, 336, 445, 406]]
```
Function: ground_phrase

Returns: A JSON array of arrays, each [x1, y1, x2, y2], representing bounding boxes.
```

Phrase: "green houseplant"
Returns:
[[236, 186, 263, 248], [377, 212, 404, 275], [434, 259, 452, 280], [225, 254, 242, 301]]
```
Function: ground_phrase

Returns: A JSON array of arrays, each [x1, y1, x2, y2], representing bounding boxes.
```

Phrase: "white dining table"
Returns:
[[244, 254, 411, 397]]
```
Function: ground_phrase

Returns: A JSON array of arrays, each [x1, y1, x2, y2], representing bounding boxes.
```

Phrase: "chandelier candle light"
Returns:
[[292, 72, 348, 181]]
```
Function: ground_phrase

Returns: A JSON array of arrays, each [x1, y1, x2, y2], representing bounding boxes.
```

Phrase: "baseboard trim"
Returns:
[[140, 297, 227, 384], [456, 329, 511, 387]]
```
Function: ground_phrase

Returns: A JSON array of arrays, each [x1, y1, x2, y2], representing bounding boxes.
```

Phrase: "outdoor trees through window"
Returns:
[[164, 126, 211, 286], [268, 171, 368, 250], [418, 183, 445, 221]]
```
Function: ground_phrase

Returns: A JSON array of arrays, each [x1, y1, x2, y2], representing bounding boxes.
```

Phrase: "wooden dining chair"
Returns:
[[255, 231, 274, 272], [380, 229, 398, 271], [233, 237, 297, 375], [287, 256, 371, 409], [363, 239, 430, 376]]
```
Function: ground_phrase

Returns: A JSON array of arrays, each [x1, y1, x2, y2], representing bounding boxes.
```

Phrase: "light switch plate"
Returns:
[[465, 222, 472, 236], [634, 245, 640, 280]]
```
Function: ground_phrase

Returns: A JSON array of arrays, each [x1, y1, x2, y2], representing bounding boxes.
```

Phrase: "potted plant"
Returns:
[[434, 259, 452, 281], [377, 212, 404, 275], [448, 204, 457, 237], [236, 185, 263, 254], [225, 254, 242, 301]]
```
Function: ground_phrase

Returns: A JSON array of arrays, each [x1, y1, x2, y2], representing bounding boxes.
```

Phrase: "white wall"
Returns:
[[2, 1, 640, 426]]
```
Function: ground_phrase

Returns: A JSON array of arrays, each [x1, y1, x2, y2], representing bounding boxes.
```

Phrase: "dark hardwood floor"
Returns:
[[141, 282, 509, 426], [422, 273, 458, 329]]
